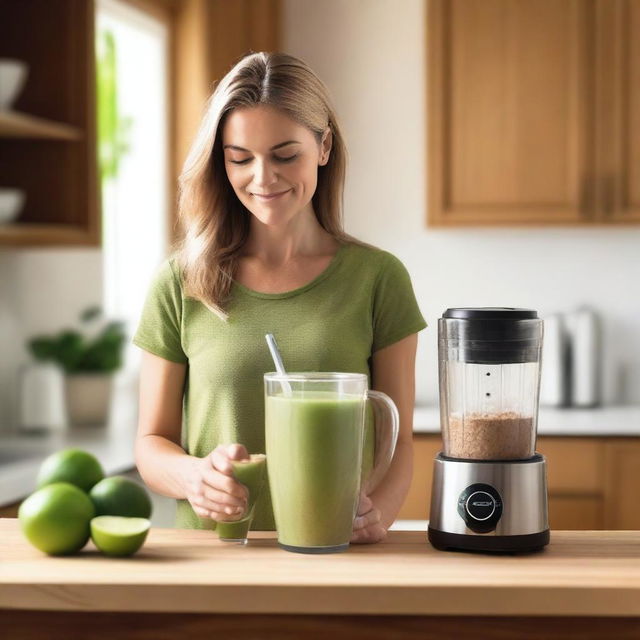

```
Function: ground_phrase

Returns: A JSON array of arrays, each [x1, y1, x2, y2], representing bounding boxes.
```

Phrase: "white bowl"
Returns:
[[0, 188, 26, 224], [0, 58, 29, 110]]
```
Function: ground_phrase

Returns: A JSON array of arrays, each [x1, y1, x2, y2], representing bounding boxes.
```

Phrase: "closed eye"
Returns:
[[229, 154, 298, 165]]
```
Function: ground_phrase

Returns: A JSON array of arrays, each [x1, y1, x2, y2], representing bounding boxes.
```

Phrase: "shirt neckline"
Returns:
[[232, 242, 350, 300]]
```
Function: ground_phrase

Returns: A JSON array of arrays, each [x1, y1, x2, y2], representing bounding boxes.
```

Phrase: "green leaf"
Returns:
[[80, 305, 103, 323], [26, 317, 128, 373], [28, 337, 57, 361], [54, 331, 85, 372]]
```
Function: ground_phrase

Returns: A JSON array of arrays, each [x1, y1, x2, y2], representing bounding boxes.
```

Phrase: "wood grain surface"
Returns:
[[2, 519, 640, 617]]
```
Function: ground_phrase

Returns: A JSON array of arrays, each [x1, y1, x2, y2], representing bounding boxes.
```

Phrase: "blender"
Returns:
[[428, 308, 550, 553]]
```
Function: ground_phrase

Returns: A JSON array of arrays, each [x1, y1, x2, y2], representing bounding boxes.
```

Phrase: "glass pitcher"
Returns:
[[264, 372, 399, 554]]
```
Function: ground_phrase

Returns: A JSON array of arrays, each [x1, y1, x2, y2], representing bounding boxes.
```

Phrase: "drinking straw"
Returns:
[[265, 333, 292, 396]]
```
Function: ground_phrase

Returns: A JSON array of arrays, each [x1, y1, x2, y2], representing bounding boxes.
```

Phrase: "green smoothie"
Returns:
[[265, 390, 365, 549], [215, 454, 267, 541]]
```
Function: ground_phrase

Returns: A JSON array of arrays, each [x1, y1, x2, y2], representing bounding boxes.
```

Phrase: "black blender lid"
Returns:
[[439, 307, 542, 363], [443, 308, 538, 320]]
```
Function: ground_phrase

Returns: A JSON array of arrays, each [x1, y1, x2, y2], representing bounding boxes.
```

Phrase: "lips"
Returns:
[[252, 189, 291, 200]]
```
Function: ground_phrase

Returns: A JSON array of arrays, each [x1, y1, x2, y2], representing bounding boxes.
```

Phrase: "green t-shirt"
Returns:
[[132, 241, 427, 530]]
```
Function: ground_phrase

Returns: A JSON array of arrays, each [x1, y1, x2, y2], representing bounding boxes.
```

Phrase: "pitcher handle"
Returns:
[[363, 390, 399, 495]]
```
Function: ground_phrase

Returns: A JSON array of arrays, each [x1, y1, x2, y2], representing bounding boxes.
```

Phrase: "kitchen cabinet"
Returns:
[[397, 436, 442, 521], [400, 434, 640, 530], [427, 0, 640, 226], [596, 0, 640, 223], [604, 439, 640, 529], [0, 0, 99, 247]]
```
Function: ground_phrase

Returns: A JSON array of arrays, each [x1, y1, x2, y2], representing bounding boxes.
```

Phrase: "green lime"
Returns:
[[19, 482, 95, 555], [90, 516, 150, 556], [89, 476, 152, 518], [36, 448, 104, 492]]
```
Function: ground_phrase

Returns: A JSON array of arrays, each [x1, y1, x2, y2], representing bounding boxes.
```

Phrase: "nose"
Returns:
[[251, 158, 279, 191]]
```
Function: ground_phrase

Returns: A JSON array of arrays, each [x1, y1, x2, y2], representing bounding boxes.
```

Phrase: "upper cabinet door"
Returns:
[[596, 0, 640, 223], [427, 0, 595, 226]]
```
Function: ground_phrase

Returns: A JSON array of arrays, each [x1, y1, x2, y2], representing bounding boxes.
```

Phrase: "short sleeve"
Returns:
[[132, 258, 188, 363], [371, 251, 428, 353]]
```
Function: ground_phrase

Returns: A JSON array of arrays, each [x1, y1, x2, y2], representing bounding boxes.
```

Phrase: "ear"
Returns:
[[319, 126, 332, 166]]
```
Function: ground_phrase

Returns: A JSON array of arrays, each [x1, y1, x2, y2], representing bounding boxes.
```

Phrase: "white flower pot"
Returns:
[[65, 373, 114, 426]]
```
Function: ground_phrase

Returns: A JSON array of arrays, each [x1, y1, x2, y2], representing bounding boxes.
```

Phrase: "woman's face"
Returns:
[[221, 104, 331, 226]]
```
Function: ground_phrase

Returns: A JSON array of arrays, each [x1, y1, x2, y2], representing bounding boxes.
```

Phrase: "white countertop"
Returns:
[[1, 370, 639, 507], [414, 405, 640, 436]]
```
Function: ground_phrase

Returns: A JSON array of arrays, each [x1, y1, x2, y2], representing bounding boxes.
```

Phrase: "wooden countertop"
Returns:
[[2, 519, 640, 617]]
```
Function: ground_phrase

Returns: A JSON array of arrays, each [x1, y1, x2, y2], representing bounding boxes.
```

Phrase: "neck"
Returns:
[[243, 207, 338, 266]]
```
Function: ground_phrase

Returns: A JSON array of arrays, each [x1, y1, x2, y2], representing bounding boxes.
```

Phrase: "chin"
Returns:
[[249, 208, 295, 227]]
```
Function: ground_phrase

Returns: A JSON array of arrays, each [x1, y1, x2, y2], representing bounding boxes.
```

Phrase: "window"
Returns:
[[96, 0, 170, 376]]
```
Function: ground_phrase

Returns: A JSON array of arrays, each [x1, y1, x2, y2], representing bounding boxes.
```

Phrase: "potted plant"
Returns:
[[27, 306, 127, 426]]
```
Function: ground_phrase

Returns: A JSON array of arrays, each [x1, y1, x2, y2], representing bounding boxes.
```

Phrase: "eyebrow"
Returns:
[[223, 140, 302, 152]]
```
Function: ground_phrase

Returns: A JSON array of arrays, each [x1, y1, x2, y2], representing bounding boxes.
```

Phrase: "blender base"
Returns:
[[428, 452, 550, 554], [428, 527, 550, 554]]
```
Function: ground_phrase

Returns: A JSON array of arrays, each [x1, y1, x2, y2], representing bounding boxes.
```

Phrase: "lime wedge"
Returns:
[[90, 516, 150, 557]]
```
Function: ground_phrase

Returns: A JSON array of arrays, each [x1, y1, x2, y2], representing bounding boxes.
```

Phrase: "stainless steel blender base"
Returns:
[[428, 452, 550, 553], [428, 528, 549, 553]]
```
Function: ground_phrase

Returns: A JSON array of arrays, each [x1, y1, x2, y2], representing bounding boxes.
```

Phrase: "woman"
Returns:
[[133, 51, 427, 544]]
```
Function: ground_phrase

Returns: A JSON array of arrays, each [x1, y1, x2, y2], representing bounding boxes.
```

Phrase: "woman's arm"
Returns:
[[135, 350, 249, 519], [351, 333, 419, 542], [134, 350, 195, 498]]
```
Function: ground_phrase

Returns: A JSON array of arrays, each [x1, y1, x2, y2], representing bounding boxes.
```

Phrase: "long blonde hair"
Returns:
[[171, 51, 361, 320]]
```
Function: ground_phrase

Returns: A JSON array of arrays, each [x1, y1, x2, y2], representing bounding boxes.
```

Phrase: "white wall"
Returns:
[[282, 0, 640, 405], [0, 249, 103, 430], [1, 0, 638, 436]]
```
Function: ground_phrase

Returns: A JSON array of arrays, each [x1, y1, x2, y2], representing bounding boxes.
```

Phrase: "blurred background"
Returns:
[[1, 0, 639, 529]]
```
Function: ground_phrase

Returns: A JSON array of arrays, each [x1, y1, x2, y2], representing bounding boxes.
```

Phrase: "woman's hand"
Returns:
[[184, 444, 250, 521], [350, 494, 388, 544]]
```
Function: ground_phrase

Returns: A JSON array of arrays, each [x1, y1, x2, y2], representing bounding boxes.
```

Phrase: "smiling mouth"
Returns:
[[252, 189, 291, 200]]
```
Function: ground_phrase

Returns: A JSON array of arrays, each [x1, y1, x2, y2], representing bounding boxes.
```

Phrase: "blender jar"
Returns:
[[439, 308, 543, 461]]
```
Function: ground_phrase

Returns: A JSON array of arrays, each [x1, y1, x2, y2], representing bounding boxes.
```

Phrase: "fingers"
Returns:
[[187, 446, 253, 519], [357, 494, 373, 516], [351, 494, 386, 544], [205, 465, 249, 501], [227, 443, 249, 461], [353, 506, 381, 531], [191, 491, 246, 521], [210, 445, 235, 475], [350, 523, 387, 545], [193, 500, 245, 521], [208, 446, 250, 499], [210, 445, 250, 474], [188, 482, 244, 519], [193, 506, 244, 521]]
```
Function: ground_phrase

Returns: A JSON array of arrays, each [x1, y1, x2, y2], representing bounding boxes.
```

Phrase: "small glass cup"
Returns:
[[214, 454, 267, 545]]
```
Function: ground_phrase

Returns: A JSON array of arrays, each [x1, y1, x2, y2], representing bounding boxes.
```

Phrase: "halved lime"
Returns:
[[90, 516, 150, 557]]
